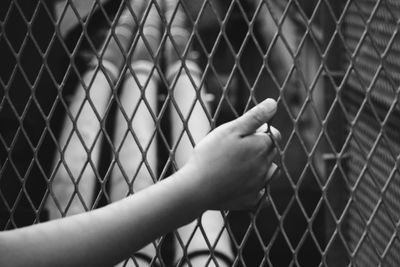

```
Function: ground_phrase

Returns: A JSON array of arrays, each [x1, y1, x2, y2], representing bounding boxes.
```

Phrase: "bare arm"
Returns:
[[0, 98, 280, 267], [0, 168, 206, 267]]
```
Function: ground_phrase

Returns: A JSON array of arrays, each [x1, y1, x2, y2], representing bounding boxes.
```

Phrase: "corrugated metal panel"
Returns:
[[343, 0, 400, 265]]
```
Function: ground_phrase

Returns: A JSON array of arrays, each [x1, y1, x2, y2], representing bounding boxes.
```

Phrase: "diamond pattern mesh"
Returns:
[[1, 0, 400, 266]]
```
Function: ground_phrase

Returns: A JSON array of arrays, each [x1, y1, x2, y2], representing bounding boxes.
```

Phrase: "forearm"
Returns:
[[0, 98, 280, 267], [0, 167, 205, 267]]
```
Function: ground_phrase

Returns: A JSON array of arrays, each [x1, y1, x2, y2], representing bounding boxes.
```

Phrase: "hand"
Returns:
[[184, 98, 281, 210]]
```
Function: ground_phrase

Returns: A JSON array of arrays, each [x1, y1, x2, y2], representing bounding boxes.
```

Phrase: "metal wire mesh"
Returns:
[[1, 0, 400, 266]]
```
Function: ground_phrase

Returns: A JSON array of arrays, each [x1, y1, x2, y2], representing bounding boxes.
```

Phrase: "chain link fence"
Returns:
[[1, 0, 399, 266]]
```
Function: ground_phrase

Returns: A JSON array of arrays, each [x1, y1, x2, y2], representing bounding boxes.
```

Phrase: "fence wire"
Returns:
[[1, 0, 400, 266]]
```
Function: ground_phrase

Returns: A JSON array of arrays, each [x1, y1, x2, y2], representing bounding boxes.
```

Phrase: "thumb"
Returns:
[[233, 98, 277, 136]]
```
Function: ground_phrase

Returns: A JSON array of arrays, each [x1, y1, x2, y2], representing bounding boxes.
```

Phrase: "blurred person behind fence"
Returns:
[[252, 0, 324, 161]]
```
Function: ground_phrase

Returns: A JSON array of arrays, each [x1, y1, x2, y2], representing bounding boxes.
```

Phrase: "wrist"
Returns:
[[174, 163, 211, 214]]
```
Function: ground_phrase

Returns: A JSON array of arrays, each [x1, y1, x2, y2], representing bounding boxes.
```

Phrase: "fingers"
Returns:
[[265, 163, 278, 185], [242, 189, 270, 211], [220, 163, 279, 210], [256, 124, 281, 140], [250, 126, 281, 156], [256, 123, 269, 133], [252, 164, 279, 210], [232, 98, 277, 136], [256, 189, 271, 209], [268, 126, 281, 143]]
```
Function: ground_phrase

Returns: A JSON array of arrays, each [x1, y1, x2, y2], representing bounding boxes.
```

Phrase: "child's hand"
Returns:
[[184, 98, 281, 210]]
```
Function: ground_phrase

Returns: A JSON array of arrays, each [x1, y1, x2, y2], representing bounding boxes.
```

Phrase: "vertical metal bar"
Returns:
[[46, 0, 147, 217], [110, 2, 162, 265], [165, 1, 233, 265]]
